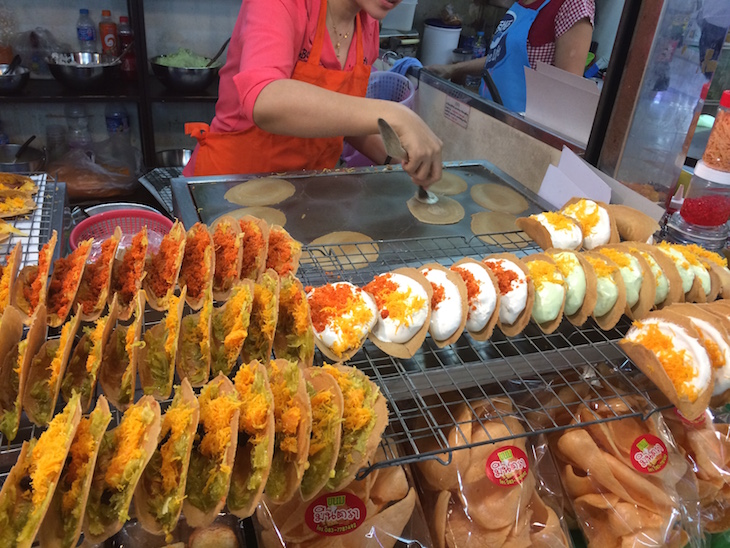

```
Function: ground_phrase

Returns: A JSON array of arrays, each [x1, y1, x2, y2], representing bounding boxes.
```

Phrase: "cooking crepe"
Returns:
[[238, 214, 270, 281], [299, 367, 344, 501], [273, 272, 315, 368], [61, 296, 119, 413], [211, 279, 255, 376], [546, 248, 598, 327], [183, 373, 240, 528], [135, 379, 200, 537], [46, 238, 93, 328], [211, 215, 243, 301], [98, 291, 145, 410], [109, 226, 148, 321], [84, 396, 162, 544], [366, 267, 433, 360], [228, 360, 276, 519], [177, 287, 213, 387], [420, 262, 468, 348], [523, 253, 567, 334], [138, 287, 187, 401], [264, 358, 312, 504], [74, 227, 121, 322], [241, 270, 279, 365], [0, 393, 81, 548], [39, 395, 112, 548], [583, 251, 628, 331], [23, 304, 82, 426], [143, 220, 186, 312], [450, 258, 501, 341], [0, 304, 45, 442], [178, 221, 215, 310], [0, 242, 21, 317], [483, 252, 535, 337], [13, 230, 57, 325]]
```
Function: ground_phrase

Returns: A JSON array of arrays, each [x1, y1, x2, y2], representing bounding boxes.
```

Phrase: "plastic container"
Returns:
[[117, 15, 136, 81], [105, 102, 130, 138], [366, 71, 415, 108], [421, 19, 462, 66], [76, 9, 98, 53], [702, 89, 730, 172], [665, 161, 730, 249], [381, 0, 418, 31], [45, 123, 67, 162], [99, 9, 118, 56], [472, 31, 487, 59]]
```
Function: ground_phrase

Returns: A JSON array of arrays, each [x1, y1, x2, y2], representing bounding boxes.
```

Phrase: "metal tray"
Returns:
[[171, 161, 553, 242]]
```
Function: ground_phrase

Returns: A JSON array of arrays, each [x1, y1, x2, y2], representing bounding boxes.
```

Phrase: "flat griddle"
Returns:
[[171, 160, 552, 243]]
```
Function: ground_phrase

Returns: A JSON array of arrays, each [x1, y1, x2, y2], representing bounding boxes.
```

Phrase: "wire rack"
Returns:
[[0, 230, 667, 484], [0, 173, 66, 267], [138, 167, 181, 216]]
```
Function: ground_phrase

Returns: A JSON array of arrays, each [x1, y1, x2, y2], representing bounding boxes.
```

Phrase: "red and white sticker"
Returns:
[[674, 407, 707, 427], [305, 492, 367, 536], [485, 445, 529, 487], [630, 434, 668, 473]]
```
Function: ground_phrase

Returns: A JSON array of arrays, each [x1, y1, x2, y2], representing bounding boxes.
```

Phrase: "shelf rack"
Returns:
[[0, 230, 666, 483]]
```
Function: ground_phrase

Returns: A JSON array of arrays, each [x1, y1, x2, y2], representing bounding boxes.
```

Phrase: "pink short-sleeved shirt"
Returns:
[[210, 0, 380, 134]]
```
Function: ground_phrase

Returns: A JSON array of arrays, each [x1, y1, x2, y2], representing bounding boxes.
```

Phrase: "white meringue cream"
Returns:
[[366, 273, 429, 344], [483, 258, 528, 326], [450, 262, 497, 333], [421, 267, 463, 341]]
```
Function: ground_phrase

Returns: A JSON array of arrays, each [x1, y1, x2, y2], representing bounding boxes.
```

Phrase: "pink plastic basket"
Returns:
[[69, 209, 174, 250], [366, 71, 415, 108]]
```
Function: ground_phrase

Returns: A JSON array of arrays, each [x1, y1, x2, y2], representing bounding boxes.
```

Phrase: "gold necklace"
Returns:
[[328, 4, 352, 57]]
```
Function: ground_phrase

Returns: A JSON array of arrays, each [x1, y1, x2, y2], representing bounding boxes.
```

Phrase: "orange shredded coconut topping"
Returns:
[[213, 222, 239, 290], [538, 211, 576, 231], [308, 284, 374, 356], [113, 230, 147, 305], [147, 229, 183, 299], [266, 228, 301, 276], [562, 199, 601, 235], [62, 416, 96, 512], [682, 244, 727, 268], [526, 260, 563, 290], [0, 196, 28, 213], [633, 321, 699, 400], [25, 240, 53, 311], [364, 273, 426, 325], [483, 259, 522, 295], [240, 219, 265, 278], [181, 224, 211, 301], [451, 266, 480, 312], [79, 237, 117, 314], [584, 255, 615, 279], [47, 240, 91, 320], [597, 248, 632, 269]]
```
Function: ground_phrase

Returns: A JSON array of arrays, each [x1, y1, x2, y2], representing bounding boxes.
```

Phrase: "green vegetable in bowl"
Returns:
[[155, 48, 218, 68]]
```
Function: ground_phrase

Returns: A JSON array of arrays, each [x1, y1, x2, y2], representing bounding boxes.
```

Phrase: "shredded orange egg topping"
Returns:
[[562, 199, 601, 235], [105, 403, 154, 488], [85, 316, 108, 374], [584, 255, 615, 279], [633, 321, 698, 400], [160, 403, 195, 494], [697, 331, 726, 371], [269, 360, 302, 457], [62, 416, 96, 512], [538, 211, 576, 231], [683, 243, 727, 268], [164, 294, 181, 357], [309, 388, 336, 456], [308, 284, 374, 356], [363, 273, 426, 326], [322, 365, 373, 434], [658, 242, 691, 269], [234, 363, 271, 439], [526, 260, 564, 291], [597, 248, 632, 269], [198, 383, 238, 468], [223, 284, 253, 356], [551, 253, 578, 280], [48, 320, 74, 387]]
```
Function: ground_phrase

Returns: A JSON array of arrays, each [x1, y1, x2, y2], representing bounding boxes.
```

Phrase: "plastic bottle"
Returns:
[[99, 9, 118, 56], [76, 9, 98, 53], [472, 31, 487, 59], [117, 16, 136, 81], [105, 103, 130, 140], [65, 103, 92, 150]]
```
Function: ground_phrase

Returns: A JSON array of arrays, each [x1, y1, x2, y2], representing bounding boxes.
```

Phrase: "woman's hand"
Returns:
[[425, 64, 455, 80], [383, 103, 443, 188]]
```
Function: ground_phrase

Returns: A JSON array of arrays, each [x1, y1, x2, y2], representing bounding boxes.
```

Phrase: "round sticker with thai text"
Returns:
[[305, 492, 367, 536], [674, 407, 707, 427], [630, 434, 668, 473], [485, 445, 529, 487]]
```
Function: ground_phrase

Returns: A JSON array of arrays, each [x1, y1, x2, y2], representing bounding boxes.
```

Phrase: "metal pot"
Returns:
[[0, 143, 46, 173]]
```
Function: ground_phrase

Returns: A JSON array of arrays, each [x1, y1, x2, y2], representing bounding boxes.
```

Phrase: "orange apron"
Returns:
[[185, 0, 371, 176]]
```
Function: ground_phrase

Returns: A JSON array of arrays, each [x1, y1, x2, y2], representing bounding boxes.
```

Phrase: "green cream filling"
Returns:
[[618, 254, 643, 308], [593, 276, 619, 317], [662, 247, 694, 293], [554, 253, 586, 316], [691, 264, 711, 295], [532, 282, 565, 324], [642, 254, 668, 305]]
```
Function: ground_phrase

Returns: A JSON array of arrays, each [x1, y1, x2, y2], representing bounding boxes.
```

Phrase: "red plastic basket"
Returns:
[[69, 209, 174, 250]]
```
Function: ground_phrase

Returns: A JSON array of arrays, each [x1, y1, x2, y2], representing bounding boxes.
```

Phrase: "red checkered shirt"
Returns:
[[519, 0, 595, 69]]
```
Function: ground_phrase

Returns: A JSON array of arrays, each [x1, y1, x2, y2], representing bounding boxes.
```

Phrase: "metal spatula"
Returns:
[[377, 118, 438, 205]]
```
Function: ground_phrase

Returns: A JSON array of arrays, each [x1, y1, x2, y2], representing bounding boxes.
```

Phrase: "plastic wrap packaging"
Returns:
[[663, 407, 730, 535], [412, 397, 572, 547], [253, 444, 432, 547], [549, 396, 702, 548]]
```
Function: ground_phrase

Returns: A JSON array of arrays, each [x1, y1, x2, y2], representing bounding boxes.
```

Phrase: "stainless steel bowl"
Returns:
[[150, 56, 220, 93], [0, 143, 46, 173], [156, 148, 192, 167], [0, 65, 30, 95], [46, 52, 121, 91]]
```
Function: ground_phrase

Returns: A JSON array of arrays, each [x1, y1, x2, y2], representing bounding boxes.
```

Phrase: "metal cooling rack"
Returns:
[[138, 167, 181, 216], [0, 230, 667, 483], [0, 174, 66, 267]]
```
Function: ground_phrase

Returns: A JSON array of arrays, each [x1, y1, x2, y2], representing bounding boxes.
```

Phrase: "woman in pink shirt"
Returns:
[[184, 0, 442, 188]]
